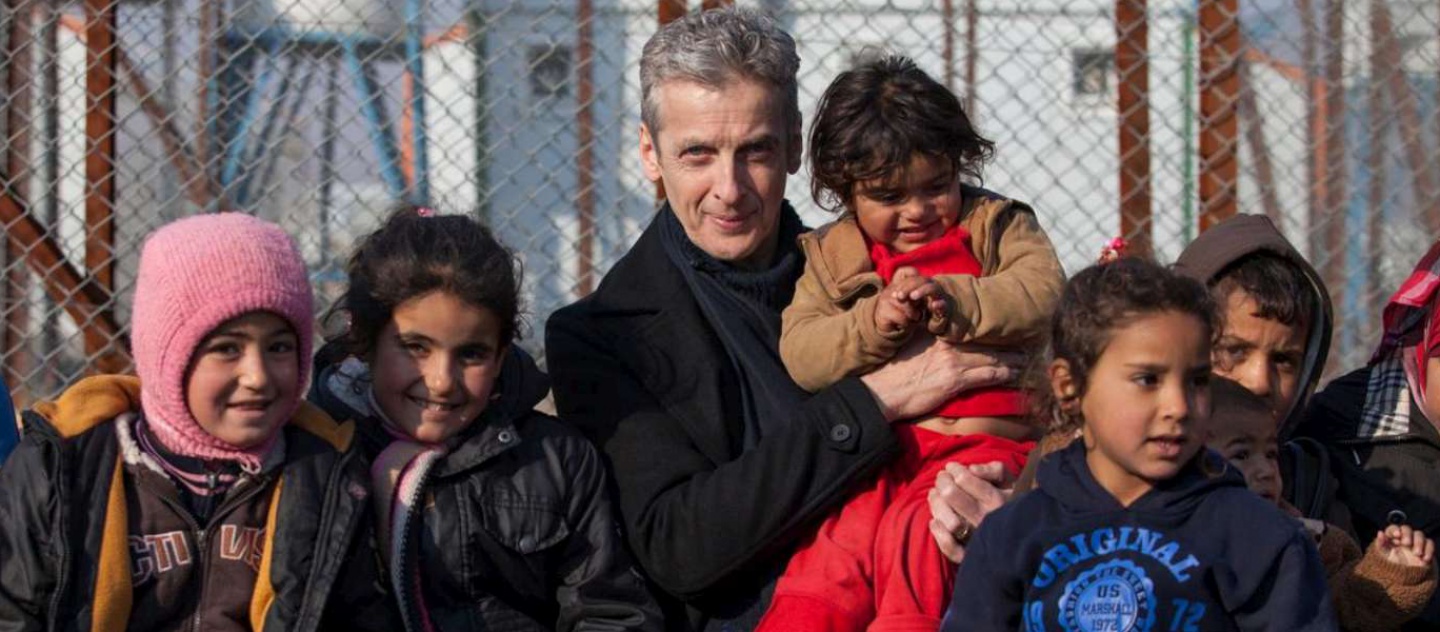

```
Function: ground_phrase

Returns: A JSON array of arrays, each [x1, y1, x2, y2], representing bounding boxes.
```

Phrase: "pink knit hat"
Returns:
[[130, 212, 314, 470]]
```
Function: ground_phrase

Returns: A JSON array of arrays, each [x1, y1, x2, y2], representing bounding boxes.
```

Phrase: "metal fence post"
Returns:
[[1198, 0, 1240, 232], [1116, 0, 1152, 256]]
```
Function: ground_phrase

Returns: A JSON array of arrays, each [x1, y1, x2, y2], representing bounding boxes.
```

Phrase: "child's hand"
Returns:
[[1374, 524, 1436, 568], [876, 268, 946, 335]]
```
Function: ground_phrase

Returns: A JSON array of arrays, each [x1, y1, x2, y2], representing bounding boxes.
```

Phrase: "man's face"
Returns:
[[639, 78, 801, 270], [1213, 289, 1308, 418]]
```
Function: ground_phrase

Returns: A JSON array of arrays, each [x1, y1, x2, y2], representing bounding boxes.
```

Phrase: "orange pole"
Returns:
[[196, 0, 217, 193], [1313, 77, 1329, 249], [654, 0, 687, 202], [1320, 0, 1346, 311], [1367, 0, 1388, 340], [659, 0, 686, 23], [943, 0, 956, 90], [576, 0, 596, 297], [967, 0, 979, 113], [5, 0, 33, 392], [84, 0, 124, 374], [1297, 0, 1325, 259], [1116, 0, 1152, 255], [1372, 0, 1440, 234], [400, 73, 416, 190], [0, 193, 124, 350], [964, 0, 978, 114], [59, 15, 214, 208], [423, 21, 469, 47], [1198, 0, 1241, 231]]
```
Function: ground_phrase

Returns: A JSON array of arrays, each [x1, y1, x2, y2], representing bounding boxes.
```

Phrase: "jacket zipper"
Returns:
[[136, 472, 269, 632], [200, 476, 270, 631], [131, 476, 204, 632], [188, 527, 208, 632], [188, 471, 219, 632]]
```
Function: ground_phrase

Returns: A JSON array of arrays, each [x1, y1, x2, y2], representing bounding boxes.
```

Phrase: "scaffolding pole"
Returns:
[[1116, 0, 1153, 255], [1198, 0, 1241, 231]]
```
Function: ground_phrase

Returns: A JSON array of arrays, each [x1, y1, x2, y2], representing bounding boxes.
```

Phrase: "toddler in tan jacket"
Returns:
[[758, 54, 1064, 632]]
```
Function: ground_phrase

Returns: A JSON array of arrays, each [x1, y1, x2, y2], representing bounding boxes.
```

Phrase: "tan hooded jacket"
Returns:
[[779, 187, 1065, 393]]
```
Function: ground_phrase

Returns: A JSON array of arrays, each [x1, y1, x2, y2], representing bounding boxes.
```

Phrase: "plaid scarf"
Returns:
[[1361, 241, 1440, 439]]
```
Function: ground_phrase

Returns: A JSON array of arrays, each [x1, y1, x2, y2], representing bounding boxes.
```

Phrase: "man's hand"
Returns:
[[860, 338, 1022, 423], [928, 461, 1016, 564]]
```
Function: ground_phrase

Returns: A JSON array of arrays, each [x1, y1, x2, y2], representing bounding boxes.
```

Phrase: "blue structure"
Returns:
[[216, 0, 430, 209], [0, 378, 16, 466], [1340, 75, 1439, 363]]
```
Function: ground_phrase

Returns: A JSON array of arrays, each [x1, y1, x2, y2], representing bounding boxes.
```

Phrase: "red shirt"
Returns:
[[868, 225, 1026, 418]]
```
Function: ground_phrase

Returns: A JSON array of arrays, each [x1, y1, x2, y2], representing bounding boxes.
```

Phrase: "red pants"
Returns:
[[757, 428, 1032, 632]]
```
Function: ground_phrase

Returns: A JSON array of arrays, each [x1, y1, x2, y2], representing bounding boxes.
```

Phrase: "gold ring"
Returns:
[[955, 521, 974, 544]]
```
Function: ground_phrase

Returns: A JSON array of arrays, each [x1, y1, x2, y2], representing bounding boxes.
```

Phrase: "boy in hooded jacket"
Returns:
[[1171, 214, 1339, 526]]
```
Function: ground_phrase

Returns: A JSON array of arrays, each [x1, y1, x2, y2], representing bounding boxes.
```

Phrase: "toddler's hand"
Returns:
[[1374, 524, 1436, 568], [875, 291, 919, 335], [875, 268, 945, 335], [922, 288, 952, 337]]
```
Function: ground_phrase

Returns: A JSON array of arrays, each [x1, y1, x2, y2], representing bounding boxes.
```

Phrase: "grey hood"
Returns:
[[1174, 214, 1334, 440]]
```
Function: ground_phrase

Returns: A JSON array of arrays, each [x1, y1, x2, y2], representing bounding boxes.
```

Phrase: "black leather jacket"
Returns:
[[311, 347, 662, 631]]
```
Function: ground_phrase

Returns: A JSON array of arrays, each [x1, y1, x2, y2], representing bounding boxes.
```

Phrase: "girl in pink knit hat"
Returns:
[[309, 206, 661, 631], [0, 212, 397, 631]]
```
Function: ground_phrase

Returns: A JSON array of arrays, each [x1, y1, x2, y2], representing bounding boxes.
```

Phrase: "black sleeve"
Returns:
[[0, 436, 58, 632], [552, 435, 665, 632], [546, 311, 900, 599]]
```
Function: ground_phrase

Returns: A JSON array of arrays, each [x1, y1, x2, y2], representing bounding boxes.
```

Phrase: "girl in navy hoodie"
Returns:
[[944, 257, 1337, 631]]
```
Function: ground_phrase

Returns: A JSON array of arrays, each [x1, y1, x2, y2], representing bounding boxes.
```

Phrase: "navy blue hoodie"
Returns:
[[944, 442, 1337, 631]]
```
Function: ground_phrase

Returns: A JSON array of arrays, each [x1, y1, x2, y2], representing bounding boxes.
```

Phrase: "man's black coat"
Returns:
[[546, 212, 902, 630]]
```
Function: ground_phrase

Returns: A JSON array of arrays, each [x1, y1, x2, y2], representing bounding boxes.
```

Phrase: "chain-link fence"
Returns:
[[0, 0, 1436, 403]]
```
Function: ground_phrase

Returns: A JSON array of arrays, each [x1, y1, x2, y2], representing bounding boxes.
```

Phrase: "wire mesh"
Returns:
[[0, 0, 1436, 403]]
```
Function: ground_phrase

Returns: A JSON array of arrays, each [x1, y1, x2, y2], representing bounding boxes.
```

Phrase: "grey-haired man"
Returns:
[[546, 9, 1013, 629]]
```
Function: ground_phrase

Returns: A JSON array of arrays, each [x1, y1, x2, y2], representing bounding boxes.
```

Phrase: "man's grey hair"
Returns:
[[639, 7, 801, 134]]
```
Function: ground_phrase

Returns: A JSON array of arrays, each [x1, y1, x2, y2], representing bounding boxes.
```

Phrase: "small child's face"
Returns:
[[851, 154, 961, 253], [1057, 310, 1213, 506], [1205, 406, 1282, 502], [371, 291, 507, 444], [185, 311, 300, 449]]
